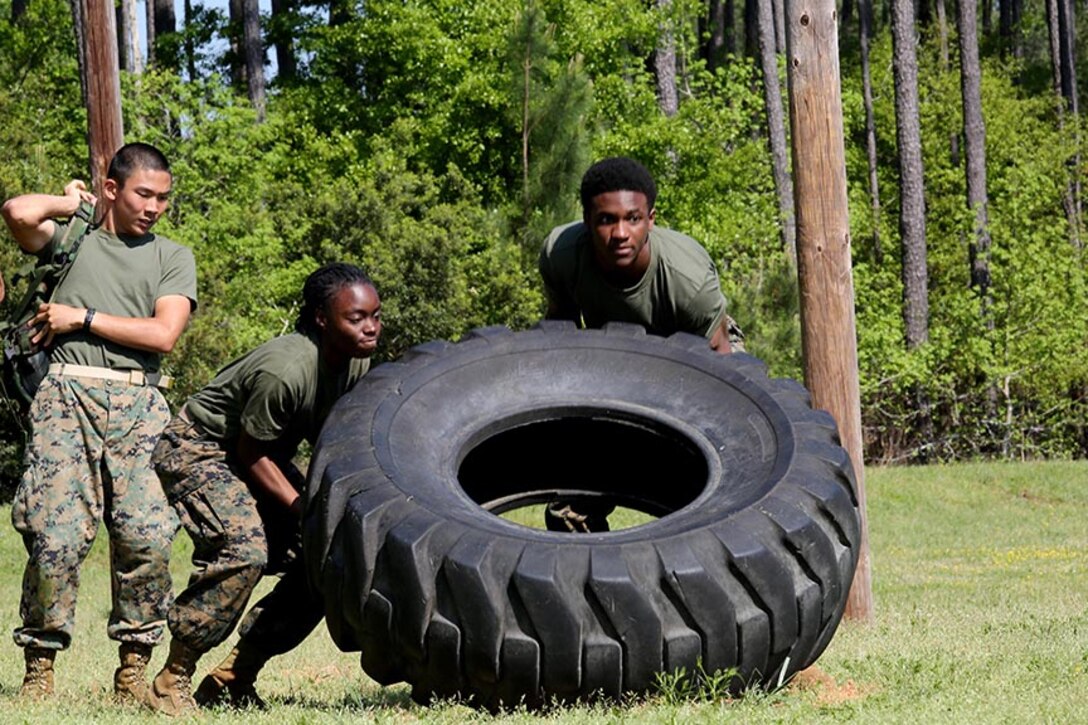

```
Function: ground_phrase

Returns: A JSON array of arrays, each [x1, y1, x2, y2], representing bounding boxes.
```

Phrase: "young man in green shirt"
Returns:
[[538, 156, 743, 531], [1, 143, 197, 699], [146, 263, 382, 714]]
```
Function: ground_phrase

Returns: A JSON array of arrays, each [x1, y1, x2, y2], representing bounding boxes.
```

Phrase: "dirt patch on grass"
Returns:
[[788, 665, 873, 706]]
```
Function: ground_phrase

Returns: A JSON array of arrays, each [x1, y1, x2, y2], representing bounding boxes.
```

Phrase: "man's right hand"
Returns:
[[63, 179, 97, 211]]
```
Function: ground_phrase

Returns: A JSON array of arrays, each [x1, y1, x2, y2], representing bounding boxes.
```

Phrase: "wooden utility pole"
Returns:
[[82, 0, 125, 196], [784, 0, 873, 620]]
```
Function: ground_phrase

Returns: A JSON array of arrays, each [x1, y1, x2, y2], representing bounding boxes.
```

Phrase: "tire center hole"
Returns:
[[457, 409, 710, 531]]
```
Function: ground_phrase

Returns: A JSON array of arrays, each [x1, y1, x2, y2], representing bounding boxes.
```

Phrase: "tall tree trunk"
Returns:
[[241, 0, 266, 120], [654, 0, 679, 117], [69, 0, 88, 104], [959, 0, 992, 311], [744, 0, 759, 57], [12, 0, 28, 22], [916, 0, 931, 26], [959, 0, 999, 443], [229, 0, 246, 89], [1047, 0, 1082, 247], [892, 0, 931, 456], [150, 0, 176, 69], [772, 0, 786, 51], [841, 0, 855, 34], [891, 0, 928, 349], [270, 0, 297, 81], [145, 0, 155, 66], [707, 0, 735, 70], [998, 0, 1022, 57], [183, 0, 196, 79], [936, 0, 958, 165], [117, 0, 142, 73], [860, 0, 883, 263], [756, 0, 795, 257]]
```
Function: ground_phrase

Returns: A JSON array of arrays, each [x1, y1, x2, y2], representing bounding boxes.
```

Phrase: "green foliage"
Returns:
[[4, 0, 1088, 471]]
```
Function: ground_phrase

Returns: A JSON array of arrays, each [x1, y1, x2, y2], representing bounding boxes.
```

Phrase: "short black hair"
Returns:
[[107, 143, 171, 187], [579, 157, 657, 213], [296, 262, 376, 335]]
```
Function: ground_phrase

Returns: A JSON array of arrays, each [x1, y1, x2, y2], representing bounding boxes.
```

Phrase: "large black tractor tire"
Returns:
[[304, 322, 861, 709]]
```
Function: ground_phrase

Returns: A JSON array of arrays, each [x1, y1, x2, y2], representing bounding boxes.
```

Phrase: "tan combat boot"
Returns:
[[193, 643, 269, 709], [146, 639, 201, 716], [114, 642, 153, 704], [19, 646, 55, 699]]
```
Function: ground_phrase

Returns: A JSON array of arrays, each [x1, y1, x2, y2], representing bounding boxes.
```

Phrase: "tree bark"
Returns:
[[860, 0, 883, 263], [936, 0, 958, 165], [270, 0, 297, 81], [959, 0, 992, 310], [707, 0, 736, 70], [745, 0, 760, 57], [82, 0, 125, 196], [117, 0, 142, 73], [241, 0, 266, 120], [145, 0, 155, 65], [840, 0, 855, 34], [1047, 0, 1082, 247], [891, 0, 929, 349], [784, 0, 872, 623], [12, 0, 28, 22], [772, 0, 786, 51], [183, 0, 196, 79], [654, 0, 679, 117], [229, 0, 246, 89], [69, 0, 88, 106], [149, 0, 176, 69], [756, 0, 795, 257]]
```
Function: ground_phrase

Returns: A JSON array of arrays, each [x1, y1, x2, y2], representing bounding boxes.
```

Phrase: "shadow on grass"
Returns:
[[275, 685, 418, 713]]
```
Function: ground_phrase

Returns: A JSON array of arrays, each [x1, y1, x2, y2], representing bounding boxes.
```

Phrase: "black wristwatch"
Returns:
[[83, 307, 96, 332]]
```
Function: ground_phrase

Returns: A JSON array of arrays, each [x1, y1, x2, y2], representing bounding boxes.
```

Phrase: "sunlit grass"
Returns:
[[0, 459, 1085, 722]]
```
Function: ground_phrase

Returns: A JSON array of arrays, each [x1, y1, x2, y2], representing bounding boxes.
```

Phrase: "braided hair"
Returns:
[[295, 262, 375, 336], [579, 157, 657, 213]]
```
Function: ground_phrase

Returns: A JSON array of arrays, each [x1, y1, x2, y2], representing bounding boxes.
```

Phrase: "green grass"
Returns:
[[0, 460, 1086, 723]]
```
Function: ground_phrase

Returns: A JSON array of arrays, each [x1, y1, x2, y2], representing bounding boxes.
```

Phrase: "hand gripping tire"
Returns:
[[304, 322, 861, 709]]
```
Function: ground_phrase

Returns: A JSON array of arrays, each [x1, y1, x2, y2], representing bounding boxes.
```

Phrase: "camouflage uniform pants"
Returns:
[[11, 374, 175, 651], [153, 414, 323, 656]]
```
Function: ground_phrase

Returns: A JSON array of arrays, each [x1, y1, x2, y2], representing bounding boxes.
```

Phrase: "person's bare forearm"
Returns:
[[237, 432, 302, 517], [2, 181, 94, 252]]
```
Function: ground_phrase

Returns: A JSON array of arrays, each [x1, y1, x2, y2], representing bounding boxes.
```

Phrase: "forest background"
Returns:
[[0, 0, 1085, 486]]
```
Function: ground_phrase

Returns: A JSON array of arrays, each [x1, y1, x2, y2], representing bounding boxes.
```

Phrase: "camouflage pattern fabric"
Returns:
[[11, 375, 175, 650], [724, 314, 746, 353], [154, 415, 322, 654]]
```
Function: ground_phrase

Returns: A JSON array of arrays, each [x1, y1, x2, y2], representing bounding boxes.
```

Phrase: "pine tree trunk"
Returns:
[[756, 0, 795, 258], [270, 0, 297, 80], [654, 0, 679, 117], [772, 0, 785, 51], [936, 0, 958, 165], [241, 0, 266, 120], [959, 0, 992, 310], [891, 0, 929, 349], [117, 0, 142, 73], [183, 0, 196, 79], [69, 0, 88, 104], [1047, 0, 1082, 247], [229, 0, 245, 88], [707, 0, 734, 70], [745, 0, 759, 57], [12, 0, 27, 22], [150, 0, 176, 70], [145, 0, 155, 65], [860, 0, 883, 263], [841, 0, 855, 34]]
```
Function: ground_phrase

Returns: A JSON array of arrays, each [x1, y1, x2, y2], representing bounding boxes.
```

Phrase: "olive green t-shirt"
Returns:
[[185, 332, 370, 456], [44, 222, 197, 371], [538, 221, 727, 338]]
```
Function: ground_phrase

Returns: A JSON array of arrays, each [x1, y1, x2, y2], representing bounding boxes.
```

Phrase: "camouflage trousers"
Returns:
[[11, 374, 175, 651], [153, 414, 323, 656]]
